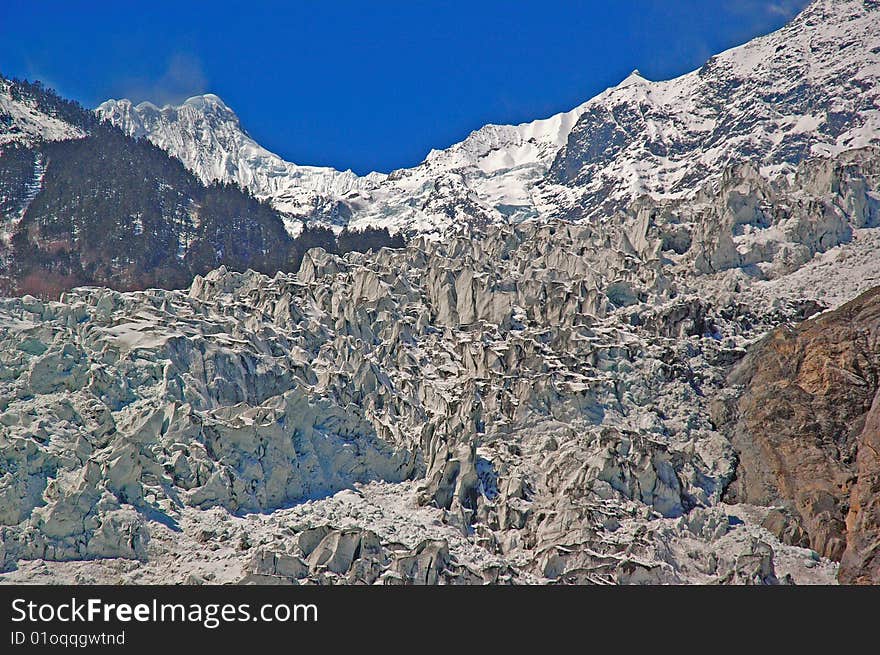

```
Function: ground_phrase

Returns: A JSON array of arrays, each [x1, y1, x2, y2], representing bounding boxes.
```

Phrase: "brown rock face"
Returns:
[[840, 390, 880, 584], [723, 286, 880, 582]]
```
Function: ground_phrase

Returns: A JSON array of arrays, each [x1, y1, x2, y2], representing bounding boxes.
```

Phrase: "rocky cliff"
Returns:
[[723, 286, 880, 582]]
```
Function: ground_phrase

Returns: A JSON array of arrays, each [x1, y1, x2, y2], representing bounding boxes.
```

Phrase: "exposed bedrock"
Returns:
[[723, 286, 880, 582]]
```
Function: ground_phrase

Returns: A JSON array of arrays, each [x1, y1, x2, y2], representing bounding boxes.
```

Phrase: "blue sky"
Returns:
[[1, 1, 809, 174]]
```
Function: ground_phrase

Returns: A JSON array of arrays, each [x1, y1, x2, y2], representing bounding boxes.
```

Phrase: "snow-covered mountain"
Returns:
[[0, 76, 405, 299], [342, 100, 592, 233], [96, 94, 385, 234], [96, 91, 591, 235], [540, 0, 880, 219], [96, 0, 880, 236]]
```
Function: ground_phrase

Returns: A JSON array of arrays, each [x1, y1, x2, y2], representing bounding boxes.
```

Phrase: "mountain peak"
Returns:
[[180, 93, 233, 113], [98, 93, 236, 120], [546, 0, 880, 217], [95, 89, 380, 226], [617, 68, 648, 88]]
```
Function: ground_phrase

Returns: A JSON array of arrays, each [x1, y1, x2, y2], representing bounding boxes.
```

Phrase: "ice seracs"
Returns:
[[2, 139, 878, 583]]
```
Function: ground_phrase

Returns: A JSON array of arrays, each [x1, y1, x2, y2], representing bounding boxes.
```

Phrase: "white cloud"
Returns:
[[115, 54, 208, 105], [727, 0, 811, 21]]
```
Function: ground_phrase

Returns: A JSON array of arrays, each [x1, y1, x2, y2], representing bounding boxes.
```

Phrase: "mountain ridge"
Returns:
[[96, 95, 384, 234], [96, 0, 880, 235], [0, 75, 404, 298]]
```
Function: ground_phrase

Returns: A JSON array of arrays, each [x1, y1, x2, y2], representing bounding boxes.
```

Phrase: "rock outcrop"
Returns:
[[841, 387, 880, 583], [723, 286, 880, 581]]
